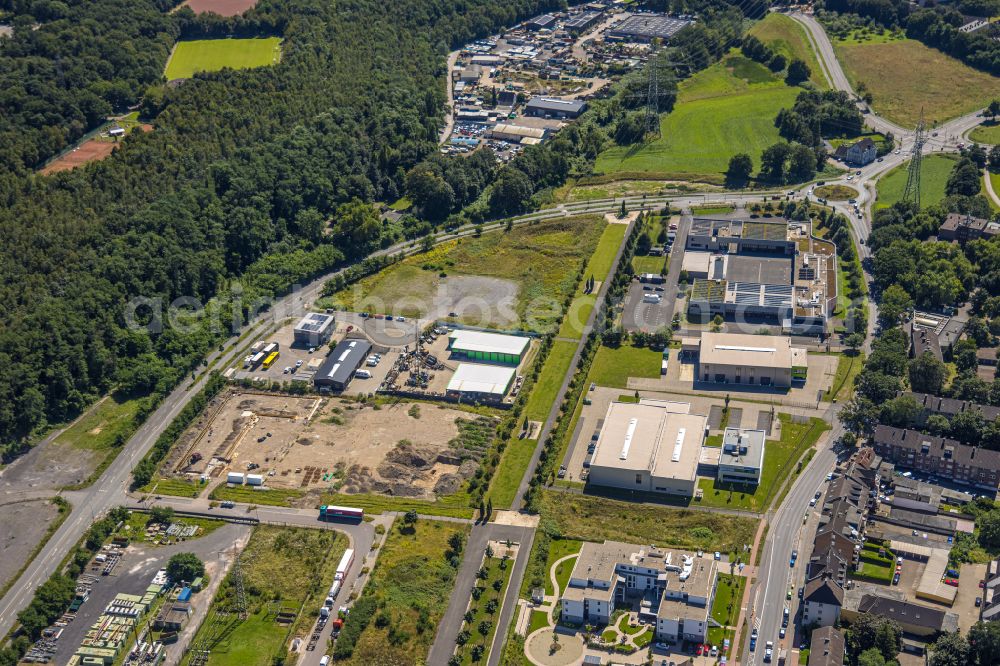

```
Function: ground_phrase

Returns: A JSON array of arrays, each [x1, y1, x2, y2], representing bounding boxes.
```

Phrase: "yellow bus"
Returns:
[[262, 351, 279, 369]]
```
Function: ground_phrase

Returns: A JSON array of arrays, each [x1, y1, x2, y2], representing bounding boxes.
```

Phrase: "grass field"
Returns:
[[632, 215, 670, 275], [537, 491, 758, 554], [594, 51, 800, 182], [143, 476, 204, 498], [588, 343, 662, 388], [54, 393, 144, 488], [875, 153, 957, 209], [558, 222, 626, 338], [971, 122, 1000, 145], [209, 484, 304, 507], [696, 414, 830, 512], [342, 518, 468, 665], [824, 352, 864, 403], [165, 37, 282, 79], [331, 217, 605, 333], [556, 179, 668, 203], [833, 38, 998, 126], [748, 13, 828, 88], [489, 438, 537, 510], [185, 525, 346, 666], [707, 573, 745, 646], [814, 184, 857, 200]]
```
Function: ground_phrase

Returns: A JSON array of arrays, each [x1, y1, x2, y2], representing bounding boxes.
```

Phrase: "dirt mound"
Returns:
[[384, 440, 436, 470], [433, 474, 463, 495]]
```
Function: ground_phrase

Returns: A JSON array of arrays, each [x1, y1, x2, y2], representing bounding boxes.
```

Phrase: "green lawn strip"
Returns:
[[854, 560, 893, 583], [338, 519, 468, 665], [490, 438, 538, 509], [813, 184, 857, 201], [550, 554, 579, 598], [875, 153, 957, 209], [633, 628, 653, 648], [749, 13, 829, 88], [166, 37, 282, 80], [529, 609, 550, 635], [0, 497, 71, 600], [537, 491, 757, 554], [711, 574, 746, 632], [524, 341, 578, 421], [318, 491, 474, 519], [209, 485, 305, 507], [823, 352, 864, 402], [988, 171, 1000, 212], [455, 555, 515, 666], [558, 222, 627, 339], [183, 525, 346, 666], [143, 476, 204, 498], [594, 52, 800, 181], [691, 205, 736, 216], [971, 123, 1000, 145], [833, 37, 999, 126], [332, 217, 605, 333], [588, 343, 662, 389], [539, 539, 583, 597], [697, 415, 830, 512]]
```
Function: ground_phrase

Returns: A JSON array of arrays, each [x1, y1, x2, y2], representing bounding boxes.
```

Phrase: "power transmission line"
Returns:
[[901, 108, 926, 210]]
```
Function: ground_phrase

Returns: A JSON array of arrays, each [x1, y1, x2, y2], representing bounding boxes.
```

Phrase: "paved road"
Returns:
[[439, 50, 461, 145], [428, 523, 535, 665]]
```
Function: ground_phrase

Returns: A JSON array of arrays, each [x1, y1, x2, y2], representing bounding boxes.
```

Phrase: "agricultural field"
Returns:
[[696, 415, 830, 512], [536, 491, 758, 554], [748, 13, 828, 88], [182, 525, 346, 666], [970, 122, 1000, 145], [875, 153, 957, 209], [330, 217, 606, 333], [165, 37, 282, 80], [558, 222, 627, 338], [833, 38, 997, 126], [336, 518, 468, 665], [594, 51, 800, 182]]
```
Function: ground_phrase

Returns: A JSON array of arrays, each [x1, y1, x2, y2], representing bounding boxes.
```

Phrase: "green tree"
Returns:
[[969, 620, 1000, 665], [946, 157, 982, 197], [845, 332, 865, 354], [403, 510, 418, 529], [166, 552, 205, 583], [929, 631, 969, 666], [908, 352, 946, 395], [150, 506, 175, 525], [878, 284, 914, 329], [725, 153, 754, 188], [785, 58, 811, 85], [489, 169, 533, 217]]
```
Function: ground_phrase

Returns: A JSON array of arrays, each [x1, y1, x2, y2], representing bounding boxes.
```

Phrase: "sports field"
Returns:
[[594, 52, 799, 183], [834, 38, 998, 126], [748, 13, 828, 88], [165, 37, 282, 80], [875, 153, 957, 209], [970, 122, 1000, 145]]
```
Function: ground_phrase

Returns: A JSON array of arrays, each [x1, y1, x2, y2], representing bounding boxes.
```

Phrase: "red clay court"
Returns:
[[179, 0, 257, 16], [40, 140, 116, 175]]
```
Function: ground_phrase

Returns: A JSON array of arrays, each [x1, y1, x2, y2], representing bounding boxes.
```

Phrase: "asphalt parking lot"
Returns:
[[623, 280, 672, 331]]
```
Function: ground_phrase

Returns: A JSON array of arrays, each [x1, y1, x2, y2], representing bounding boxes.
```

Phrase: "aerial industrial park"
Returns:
[[1, 0, 999, 665]]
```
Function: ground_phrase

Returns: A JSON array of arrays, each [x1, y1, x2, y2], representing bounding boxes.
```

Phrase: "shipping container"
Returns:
[[246, 474, 264, 486], [227, 472, 245, 485]]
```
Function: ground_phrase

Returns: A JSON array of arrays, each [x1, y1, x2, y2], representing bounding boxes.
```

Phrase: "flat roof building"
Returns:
[[588, 401, 707, 497], [446, 363, 515, 402], [293, 312, 336, 347], [718, 428, 766, 485], [489, 123, 547, 144], [313, 339, 372, 391], [607, 14, 693, 42], [448, 330, 530, 365], [696, 332, 807, 389], [560, 540, 718, 644], [524, 96, 587, 119], [565, 11, 601, 32]]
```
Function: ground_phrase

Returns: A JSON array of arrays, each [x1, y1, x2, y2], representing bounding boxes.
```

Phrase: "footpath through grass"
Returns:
[[875, 153, 957, 209], [183, 525, 346, 666], [558, 222, 627, 339], [696, 414, 830, 512], [594, 51, 800, 182], [833, 37, 997, 126], [166, 37, 282, 79], [537, 490, 757, 554], [337, 518, 468, 665]]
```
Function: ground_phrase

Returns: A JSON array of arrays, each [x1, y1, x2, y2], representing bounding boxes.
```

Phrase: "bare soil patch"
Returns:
[[178, 0, 257, 16], [40, 139, 116, 175], [0, 499, 59, 591]]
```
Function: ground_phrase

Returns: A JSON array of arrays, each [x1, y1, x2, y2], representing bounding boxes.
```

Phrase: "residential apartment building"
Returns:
[[808, 626, 846, 666], [938, 213, 1000, 244], [560, 540, 718, 644], [871, 425, 1000, 491]]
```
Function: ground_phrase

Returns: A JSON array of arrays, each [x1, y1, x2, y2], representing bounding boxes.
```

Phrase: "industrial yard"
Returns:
[[158, 389, 500, 501]]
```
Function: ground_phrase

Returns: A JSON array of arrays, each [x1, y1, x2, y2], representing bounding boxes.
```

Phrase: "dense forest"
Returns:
[[0, 0, 567, 454]]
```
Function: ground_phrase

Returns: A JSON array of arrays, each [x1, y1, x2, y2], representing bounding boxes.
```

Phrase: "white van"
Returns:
[[355, 369, 372, 379], [320, 656, 330, 666]]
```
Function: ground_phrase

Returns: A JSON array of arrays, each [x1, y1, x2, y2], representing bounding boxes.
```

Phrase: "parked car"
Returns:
[[976, 597, 982, 607], [944, 578, 959, 587], [780, 627, 786, 639]]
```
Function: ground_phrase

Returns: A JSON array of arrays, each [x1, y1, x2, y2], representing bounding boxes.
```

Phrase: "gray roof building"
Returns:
[[524, 97, 587, 118], [314, 338, 372, 391]]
